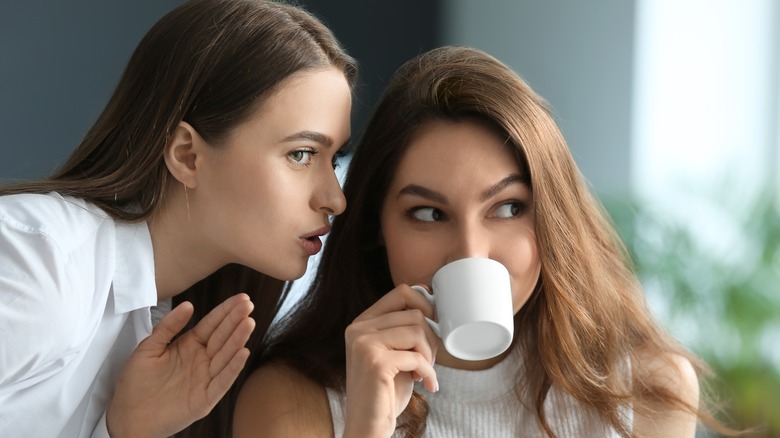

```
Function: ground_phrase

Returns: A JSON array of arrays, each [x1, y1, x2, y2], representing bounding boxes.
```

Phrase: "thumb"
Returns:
[[135, 301, 194, 356]]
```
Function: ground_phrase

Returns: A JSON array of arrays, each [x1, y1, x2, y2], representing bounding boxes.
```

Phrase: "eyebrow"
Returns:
[[281, 130, 334, 147], [397, 173, 528, 204], [479, 173, 528, 201], [398, 184, 448, 204]]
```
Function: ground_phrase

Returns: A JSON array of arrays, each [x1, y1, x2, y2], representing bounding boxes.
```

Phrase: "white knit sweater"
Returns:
[[326, 346, 632, 437]]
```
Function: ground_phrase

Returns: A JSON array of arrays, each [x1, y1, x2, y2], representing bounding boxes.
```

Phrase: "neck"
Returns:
[[434, 340, 512, 371], [147, 193, 227, 301]]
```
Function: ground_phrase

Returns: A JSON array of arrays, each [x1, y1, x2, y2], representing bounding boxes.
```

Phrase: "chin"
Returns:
[[267, 263, 307, 282], [246, 253, 309, 281]]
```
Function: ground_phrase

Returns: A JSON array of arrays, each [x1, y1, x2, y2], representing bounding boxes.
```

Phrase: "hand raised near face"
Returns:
[[343, 284, 439, 438], [106, 293, 255, 438]]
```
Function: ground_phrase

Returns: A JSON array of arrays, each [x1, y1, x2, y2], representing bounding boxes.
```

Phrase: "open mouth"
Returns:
[[299, 235, 323, 255]]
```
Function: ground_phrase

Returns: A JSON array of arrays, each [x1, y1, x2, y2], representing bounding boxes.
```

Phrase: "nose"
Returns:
[[446, 219, 491, 264], [312, 168, 347, 216]]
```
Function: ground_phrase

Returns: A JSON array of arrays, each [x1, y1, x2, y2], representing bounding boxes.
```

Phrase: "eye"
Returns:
[[495, 202, 524, 219], [288, 149, 316, 166], [332, 149, 349, 170], [411, 207, 444, 222]]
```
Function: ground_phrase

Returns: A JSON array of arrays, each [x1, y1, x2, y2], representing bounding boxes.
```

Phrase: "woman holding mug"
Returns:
[[232, 46, 736, 437], [0, 0, 355, 436]]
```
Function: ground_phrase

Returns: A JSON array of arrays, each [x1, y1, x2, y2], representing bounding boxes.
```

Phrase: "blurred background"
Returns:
[[1, 0, 777, 435]]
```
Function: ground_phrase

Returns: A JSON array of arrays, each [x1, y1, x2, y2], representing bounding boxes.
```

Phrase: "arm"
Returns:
[[106, 293, 255, 437], [233, 364, 335, 437], [633, 352, 700, 437], [233, 285, 438, 438]]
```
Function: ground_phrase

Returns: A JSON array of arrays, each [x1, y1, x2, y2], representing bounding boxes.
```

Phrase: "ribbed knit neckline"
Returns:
[[428, 343, 524, 403]]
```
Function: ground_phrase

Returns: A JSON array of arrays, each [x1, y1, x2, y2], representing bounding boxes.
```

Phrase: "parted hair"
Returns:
[[254, 45, 737, 437]]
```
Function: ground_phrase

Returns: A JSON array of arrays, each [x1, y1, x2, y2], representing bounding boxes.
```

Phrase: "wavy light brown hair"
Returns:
[[0, 1, 356, 436], [256, 46, 732, 436]]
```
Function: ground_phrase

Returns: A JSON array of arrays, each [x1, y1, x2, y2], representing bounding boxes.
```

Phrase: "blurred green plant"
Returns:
[[605, 187, 780, 437]]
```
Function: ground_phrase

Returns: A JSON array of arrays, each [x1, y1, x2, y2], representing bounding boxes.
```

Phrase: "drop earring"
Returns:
[[184, 183, 191, 222]]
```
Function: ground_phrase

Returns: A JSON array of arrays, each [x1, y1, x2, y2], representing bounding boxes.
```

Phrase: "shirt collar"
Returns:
[[112, 220, 158, 314]]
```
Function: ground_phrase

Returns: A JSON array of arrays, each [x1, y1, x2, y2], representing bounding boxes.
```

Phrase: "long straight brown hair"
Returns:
[[257, 46, 735, 436], [0, 1, 356, 436]]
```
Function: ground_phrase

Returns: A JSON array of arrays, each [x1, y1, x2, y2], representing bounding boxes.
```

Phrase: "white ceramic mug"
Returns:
[[411, 257, 514, 361]]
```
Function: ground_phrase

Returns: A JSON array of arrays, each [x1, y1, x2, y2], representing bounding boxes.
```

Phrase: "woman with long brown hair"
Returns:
[[0, 1, 355, 436], [234, 46, 731, 437]]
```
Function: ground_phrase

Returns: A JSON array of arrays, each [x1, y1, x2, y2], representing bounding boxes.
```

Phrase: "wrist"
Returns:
[[106, 406, 147, 438], [343, 416, 395, 438]]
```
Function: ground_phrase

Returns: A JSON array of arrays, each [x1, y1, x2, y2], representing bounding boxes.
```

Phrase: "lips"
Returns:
[[299, 225, 330, 256]]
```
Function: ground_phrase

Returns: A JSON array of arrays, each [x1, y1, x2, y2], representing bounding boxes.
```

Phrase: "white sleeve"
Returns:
[[90, 412, 111, 438], [0, 218, 77, 394]]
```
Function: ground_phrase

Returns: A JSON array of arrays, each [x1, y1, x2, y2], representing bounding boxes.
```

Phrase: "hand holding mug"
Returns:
[[343, 285, 439, 437]]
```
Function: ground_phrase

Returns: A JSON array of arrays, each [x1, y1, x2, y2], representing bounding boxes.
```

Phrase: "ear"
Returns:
[[164, 121, 201, 189]]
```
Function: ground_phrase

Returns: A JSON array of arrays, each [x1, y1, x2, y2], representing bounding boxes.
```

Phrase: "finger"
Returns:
[[374, 325, 436, 364], [377, 349, 438, 393], [357, 285, 434, 321], [208, 317, 256, 377], [206, 347, 251, 406], [348, 324, 436, 367], [204, 299, 254, 358], [350, 309, 439, 361], [355, 308, 428, 331], [191, 293, 251, 345], [135, 301, 194, 356]]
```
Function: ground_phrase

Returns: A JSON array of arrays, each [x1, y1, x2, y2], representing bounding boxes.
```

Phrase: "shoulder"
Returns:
[[0, 194, 116, 375], [0, 192, 116, 300], [633, 350, 700, 437], [0, 192, 119, 296], [0, 192, 112, 248], [233, 362, 334, 438], [637, 350, 699, 403], [0, 192, 104, 219]]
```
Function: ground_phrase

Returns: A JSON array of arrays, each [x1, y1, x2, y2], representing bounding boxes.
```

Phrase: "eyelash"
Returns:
[[407, 206, 445, 223], [494, 201, 526, 218], [288, 148, 317, 167], [406, 201, 527, 223], [288, 147, 350, 169]]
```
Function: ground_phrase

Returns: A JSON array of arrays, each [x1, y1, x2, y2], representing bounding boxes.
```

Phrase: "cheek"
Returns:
[[503, 236, 541, 314], [209, 162, 292, 232], [382, 228, 413, 286], [381, 221, 439, 287], [511, 260, 541, 314]]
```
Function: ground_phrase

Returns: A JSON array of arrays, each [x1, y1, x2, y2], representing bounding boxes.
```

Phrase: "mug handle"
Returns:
[[410, 285, 441, 338]]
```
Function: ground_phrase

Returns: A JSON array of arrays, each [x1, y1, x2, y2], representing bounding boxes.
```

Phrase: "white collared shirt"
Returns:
[[0, 192, 161, 437]]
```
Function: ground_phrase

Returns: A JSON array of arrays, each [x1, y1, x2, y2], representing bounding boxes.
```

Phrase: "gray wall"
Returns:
[[442, 0, 636, 198], [0, 0, 438, 182], [1, 1, 634, 198], [0, 0, 184, 180]]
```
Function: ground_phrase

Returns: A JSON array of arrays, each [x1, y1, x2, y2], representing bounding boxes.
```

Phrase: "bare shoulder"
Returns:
[[633, 350, 701, 437], [233, 362, 334, 438]]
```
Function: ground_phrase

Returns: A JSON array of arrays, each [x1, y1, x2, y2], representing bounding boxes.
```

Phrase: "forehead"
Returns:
[[393, 118, 524, 182], [257, 67, 348, 115], [222, 67, 351, 143]]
